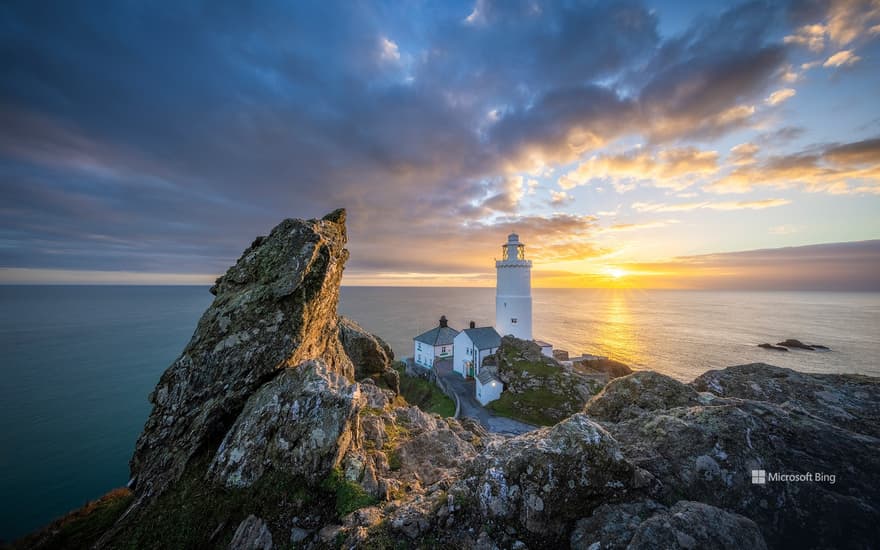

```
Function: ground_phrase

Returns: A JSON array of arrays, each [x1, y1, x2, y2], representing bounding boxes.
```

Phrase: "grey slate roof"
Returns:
[[477, 369, 501, 384], [414, 325, 459, 346], [462, 326, 501, 350]]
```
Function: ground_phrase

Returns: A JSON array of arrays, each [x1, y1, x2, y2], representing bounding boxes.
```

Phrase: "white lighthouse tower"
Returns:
[[495, 233, 532, 340]]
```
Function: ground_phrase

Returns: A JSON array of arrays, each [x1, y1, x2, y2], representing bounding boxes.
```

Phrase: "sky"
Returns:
[[1, 0, 879, 289]]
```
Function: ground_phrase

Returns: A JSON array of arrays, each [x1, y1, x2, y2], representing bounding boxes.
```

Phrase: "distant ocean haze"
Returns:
[[0, 285, 878, 540]]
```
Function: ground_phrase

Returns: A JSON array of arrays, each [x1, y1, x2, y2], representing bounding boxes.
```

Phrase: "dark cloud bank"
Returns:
[[0, 0, 877, 288]]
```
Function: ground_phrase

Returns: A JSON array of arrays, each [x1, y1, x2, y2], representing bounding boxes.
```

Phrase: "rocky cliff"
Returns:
[[15, 211, 880, 550]]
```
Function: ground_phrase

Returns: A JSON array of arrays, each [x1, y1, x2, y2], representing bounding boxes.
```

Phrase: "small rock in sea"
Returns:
[[776, 339, 816, 350], [758, 343, 788, 351]]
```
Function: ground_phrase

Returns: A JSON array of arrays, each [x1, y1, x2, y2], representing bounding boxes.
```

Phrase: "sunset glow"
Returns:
[[0, 1, 878, 290]]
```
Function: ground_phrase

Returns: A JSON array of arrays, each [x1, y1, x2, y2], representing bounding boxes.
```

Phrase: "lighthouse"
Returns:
[[495, 233, 532, 340]]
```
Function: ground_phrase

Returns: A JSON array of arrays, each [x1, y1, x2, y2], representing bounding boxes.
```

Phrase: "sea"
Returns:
[[1, 285, 879, 540]]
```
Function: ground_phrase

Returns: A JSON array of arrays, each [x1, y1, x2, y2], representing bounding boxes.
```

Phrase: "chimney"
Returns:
[[439, 315, 448, 328], [469, 321, 476, 329]]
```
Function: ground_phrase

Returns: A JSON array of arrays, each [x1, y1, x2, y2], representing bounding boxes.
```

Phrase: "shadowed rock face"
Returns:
[[130, 210, 355, 499], [571, 500, 767, 550]]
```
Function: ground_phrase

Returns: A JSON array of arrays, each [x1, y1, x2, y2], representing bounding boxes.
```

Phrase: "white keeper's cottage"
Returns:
[[412, 315, 458, 369], [452, 323, 501, 378]]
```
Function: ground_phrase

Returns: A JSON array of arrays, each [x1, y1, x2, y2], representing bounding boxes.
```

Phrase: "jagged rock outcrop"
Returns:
[[130, 210, 353, 501]]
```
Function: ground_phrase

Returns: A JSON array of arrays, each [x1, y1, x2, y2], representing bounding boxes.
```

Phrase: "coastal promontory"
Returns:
[[13, 211, 880, 550]]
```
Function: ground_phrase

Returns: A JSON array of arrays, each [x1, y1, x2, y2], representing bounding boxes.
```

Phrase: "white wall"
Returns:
[[476, 377, 503, 405], [496, 294, 532, 340], [540, 345, 553, 358], [453, 331, 473, 376]]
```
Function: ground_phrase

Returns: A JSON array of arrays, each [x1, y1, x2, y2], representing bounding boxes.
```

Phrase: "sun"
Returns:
[[607, 267, 627, 279]]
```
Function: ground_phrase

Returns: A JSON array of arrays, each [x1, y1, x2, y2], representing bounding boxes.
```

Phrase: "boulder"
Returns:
[[570, 500, 766, 550], [584, 371, 701, 423], [461, 414, 654, 540], [627, 501, 766, 550], [339, 316, 398, 393], [574, 358, 633, 379]]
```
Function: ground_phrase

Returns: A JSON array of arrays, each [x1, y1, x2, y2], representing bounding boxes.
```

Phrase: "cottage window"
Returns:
[[511, 318, 517, 324]]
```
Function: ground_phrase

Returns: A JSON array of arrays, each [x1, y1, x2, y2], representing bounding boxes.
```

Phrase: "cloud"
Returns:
[[559, 147, 719, 191], [632, 198, 791, 212], [619, 240, 880, 290], [549, 190, 574, 205], [604, 219, 679, 232], [784, 24, 828, 51], [729, 142, 760, 164], [765, 88, 797, 105], [769, 224, 803, 235], [706, 137, 880, 195], [379, 37, 401, 62], [0, 0, 874, 282], [823, 49, 861, 67]]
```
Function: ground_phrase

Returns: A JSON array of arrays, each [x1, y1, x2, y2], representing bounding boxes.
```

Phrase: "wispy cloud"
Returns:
[[823, 49, 861, 67], [632, 198, 791, 212]]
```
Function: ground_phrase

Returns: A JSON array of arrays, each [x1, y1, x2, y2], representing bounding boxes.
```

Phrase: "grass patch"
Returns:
[[395, 365, 455, 417], [321, 468, 377, 516], [510, 359, 559, 377], [486, 388, 566, 426]]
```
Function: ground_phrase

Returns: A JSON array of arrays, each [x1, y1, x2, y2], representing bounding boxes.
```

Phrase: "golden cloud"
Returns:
[[559, 147, 719, 191]]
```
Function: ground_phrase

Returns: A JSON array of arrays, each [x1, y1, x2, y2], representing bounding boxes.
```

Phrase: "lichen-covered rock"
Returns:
[[573, 357, 633, 379], [604, 393, 880, 549], [691, 363, 880, 438], [208, 360, 361, 487], [131, 210, 352, 499], [584, 371, 701, 423], [570, 500, 766, 550], [570, 500, 665, 549], [627, 501, 766, 550], [461, 414, 654, 540], [229, 515, 274, 550]]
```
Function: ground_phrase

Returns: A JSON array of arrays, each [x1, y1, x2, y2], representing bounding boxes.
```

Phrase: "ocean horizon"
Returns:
[[1, 285, 879, 540]]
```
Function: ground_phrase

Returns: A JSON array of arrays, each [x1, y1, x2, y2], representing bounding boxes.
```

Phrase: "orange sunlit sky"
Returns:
[[1, 1, 879, 289]]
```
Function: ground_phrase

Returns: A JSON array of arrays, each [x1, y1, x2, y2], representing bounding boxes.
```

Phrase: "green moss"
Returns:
[[321, 468, 377, 517], [394, 365, 455, 417]]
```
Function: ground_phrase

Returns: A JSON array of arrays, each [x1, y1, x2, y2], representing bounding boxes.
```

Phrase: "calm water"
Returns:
[[1, 286, 879, 540]]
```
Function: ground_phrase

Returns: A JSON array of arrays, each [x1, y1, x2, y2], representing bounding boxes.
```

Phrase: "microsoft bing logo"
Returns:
[[751, 470, 767, 484]]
